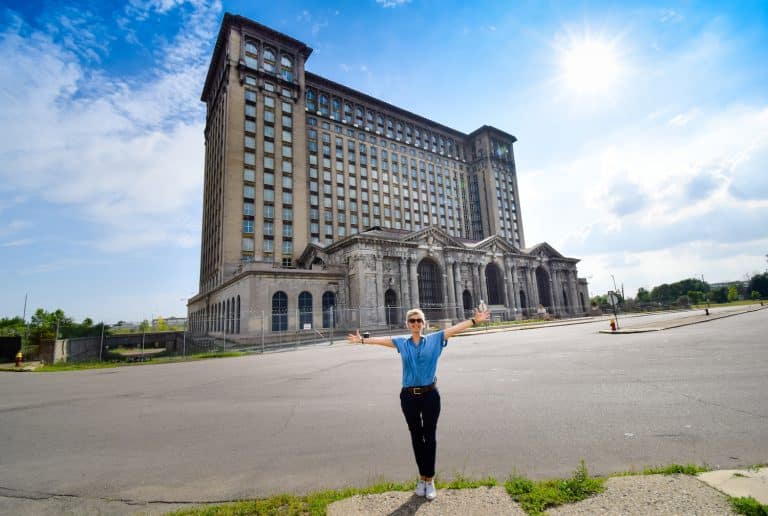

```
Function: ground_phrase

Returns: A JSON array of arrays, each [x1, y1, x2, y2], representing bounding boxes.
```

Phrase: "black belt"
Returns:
[[402, 383, 436, 395]]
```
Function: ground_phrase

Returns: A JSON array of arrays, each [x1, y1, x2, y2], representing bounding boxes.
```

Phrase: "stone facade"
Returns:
[[188, 14, 589, 338]]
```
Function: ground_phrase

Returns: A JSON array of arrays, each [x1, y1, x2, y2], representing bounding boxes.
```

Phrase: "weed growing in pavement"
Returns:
[[504, 460, 604, 515], [611, 463, 710, 477], [730, 496, 768, 516]]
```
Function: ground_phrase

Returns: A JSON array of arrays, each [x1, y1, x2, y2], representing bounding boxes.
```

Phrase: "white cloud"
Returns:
[[521, 104, 768, 298], [0, 2, 220, 252], [668, 108, 699, 126], [375, 0, 411, 8]]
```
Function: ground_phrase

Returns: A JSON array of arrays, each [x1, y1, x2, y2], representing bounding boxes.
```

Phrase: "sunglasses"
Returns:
[[408, 318, 424, 324]]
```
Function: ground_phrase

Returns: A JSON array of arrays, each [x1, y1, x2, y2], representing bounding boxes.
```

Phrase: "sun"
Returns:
[[559, 37, 621, 96]]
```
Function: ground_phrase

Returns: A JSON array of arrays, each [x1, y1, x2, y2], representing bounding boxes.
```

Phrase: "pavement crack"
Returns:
[[0, 486, 234, 505]]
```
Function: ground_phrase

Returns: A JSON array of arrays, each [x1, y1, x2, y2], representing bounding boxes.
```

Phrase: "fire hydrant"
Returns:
[[15, 351, 23, 367], [609, 319, 617, 332]]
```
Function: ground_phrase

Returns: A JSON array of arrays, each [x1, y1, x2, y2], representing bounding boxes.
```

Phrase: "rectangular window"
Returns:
[[243, 202, 254, 215], [243, 169, 255, 182], [242, 237, 254, 251], [263, 222, 274, 236], [263, 189, 275, 202], [283, 207, 293, 221], [243, 186, 255, 199], [264, 172, 275, 185], [264, 205, 274, 218], [242, 220, 254, 233], [263, 239, 274, 252]]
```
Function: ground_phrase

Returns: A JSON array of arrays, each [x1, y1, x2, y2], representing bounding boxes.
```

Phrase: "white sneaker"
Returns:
[[415, 479, 426, 496], [425, 480, 437, 501]]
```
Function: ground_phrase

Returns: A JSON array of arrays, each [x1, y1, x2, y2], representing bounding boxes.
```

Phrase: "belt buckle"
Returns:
[[412, 387, 422, 395]]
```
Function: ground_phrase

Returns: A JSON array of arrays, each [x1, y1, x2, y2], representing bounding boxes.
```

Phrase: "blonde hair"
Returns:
[[405, 308, 426, 323]]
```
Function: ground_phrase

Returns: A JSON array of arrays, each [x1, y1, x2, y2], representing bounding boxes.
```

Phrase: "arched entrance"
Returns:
[[384, 289, 398, 327], [485, 263, 504, 305], [562, 287, 569, 313], [299, 291, 312, 328], [519, 290, 527, 316], [579, 292, 586, 313], [418, 258, 444, 320], [322, 291, 336, 328], [535, 266, 552, 310], [462, 290, 473, 318]]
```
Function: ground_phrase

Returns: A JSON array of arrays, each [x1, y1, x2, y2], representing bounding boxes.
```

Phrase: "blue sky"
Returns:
[[1, 0, 767, 323]]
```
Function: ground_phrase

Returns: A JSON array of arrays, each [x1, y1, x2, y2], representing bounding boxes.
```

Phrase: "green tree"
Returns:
[[139, 319, 150, 332], [749, 272, 768, 297], [727, 286, 739, 302], [155, 316, 169, 331], [0, 316, 26, 337], [752, 290, 762, 300], [711, 287, 728, 303], [686, 290, 704, 304], [635, 288, 651, 303]]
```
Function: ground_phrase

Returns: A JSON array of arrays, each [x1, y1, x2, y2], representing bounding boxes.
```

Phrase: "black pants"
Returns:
[[400, 388, 441, 478]]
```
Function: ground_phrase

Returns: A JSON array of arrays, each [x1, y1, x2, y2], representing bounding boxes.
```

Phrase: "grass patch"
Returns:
[[730, 496, 768, 516], [170, 479, 414, 516], [170, 475, 500, 516], [610, 463, 710, 477], [35, 351, 248, 372], [505, 461, 604, 515]]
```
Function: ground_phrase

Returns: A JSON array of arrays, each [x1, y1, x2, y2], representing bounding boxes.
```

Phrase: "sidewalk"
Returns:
[[598, 304, 768, 334], [328, 467, 768, 515]]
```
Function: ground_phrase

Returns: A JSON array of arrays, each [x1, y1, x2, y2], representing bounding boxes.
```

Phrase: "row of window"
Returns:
[[243, 38, 294, 82], [305, 88, 464, 159], [189, 296, 241, 335]]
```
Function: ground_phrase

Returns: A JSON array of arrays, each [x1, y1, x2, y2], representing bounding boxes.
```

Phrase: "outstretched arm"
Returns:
[[347, 330, 396, 349], [444, 308, 490, 339]]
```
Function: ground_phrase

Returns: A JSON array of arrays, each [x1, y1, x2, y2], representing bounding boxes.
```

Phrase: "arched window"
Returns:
[[226, 298, 231, 333], [280, 54, 293, 82], [263, 47, 276, 72], [236, 296, 241, 334], [462, 290, 473, 318], [418, 258, 443, 320], [306, 89, 316, 111], [322, 291, 336, 328], [536, 267, 552, 309], [384, 289, 398, 327], [298, 291, 313, 328], [485, 263, 504, 305], [271, 291, 288, 331]]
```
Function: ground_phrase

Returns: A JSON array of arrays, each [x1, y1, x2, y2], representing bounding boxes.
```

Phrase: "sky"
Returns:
[[1, 0, 767, 323]]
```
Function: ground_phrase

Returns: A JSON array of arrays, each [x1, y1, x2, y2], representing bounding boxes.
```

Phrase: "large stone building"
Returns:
[[188, 13, 589, 339]]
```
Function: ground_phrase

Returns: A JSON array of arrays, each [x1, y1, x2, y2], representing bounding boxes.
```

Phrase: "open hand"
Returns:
[[474, 308, 490, 323], [347, 330, 362, 344]]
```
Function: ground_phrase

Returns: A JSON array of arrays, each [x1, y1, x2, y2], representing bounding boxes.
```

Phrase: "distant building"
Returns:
[[187, 13, 589, 339]]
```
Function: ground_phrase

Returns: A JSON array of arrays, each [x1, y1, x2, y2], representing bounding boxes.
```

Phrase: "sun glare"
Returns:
[[560, 37, 621, 96]]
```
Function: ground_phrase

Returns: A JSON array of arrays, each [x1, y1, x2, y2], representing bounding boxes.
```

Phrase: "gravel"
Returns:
[[327, 475, 736, 515], [548, 474, 735, 515], [327, 486, 526, 515]]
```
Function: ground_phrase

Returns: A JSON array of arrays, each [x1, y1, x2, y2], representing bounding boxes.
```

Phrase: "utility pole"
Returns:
[[21, 293, 27, 354]]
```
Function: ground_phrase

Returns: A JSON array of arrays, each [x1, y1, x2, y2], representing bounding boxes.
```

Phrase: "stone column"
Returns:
[[569, 269, 580, 315], [479, 263, 488, 305], [453, 261, 463, 319], [399, 257, 409, 317], [529, 267, 540, 308], [358, 255, 369, 326], [446, 258, 456, 321], [409, 258, 419, 308], [503, 259, 514, 318], [375, 254, 385, 325]]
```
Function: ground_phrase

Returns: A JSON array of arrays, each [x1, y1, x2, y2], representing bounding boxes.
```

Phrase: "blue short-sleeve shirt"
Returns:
[[392, 330, 447, 387]]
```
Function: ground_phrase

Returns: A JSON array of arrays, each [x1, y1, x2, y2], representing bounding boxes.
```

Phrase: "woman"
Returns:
[[347, 307, 490, 500]]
